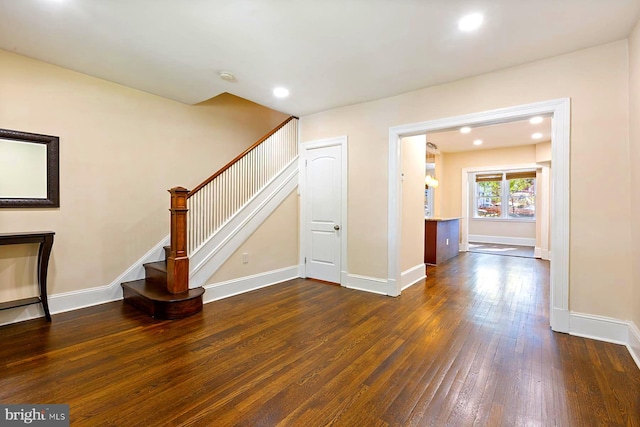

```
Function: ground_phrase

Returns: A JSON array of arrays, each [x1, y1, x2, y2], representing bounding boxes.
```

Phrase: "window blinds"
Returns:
[[475, 173, 502, 182], [475, 171, 536, 182], [506, 171, 536, 180]]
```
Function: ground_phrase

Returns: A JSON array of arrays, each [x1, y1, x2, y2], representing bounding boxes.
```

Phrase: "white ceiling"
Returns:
[[1, 1, 639, 116], [427, 117, 552, 153]]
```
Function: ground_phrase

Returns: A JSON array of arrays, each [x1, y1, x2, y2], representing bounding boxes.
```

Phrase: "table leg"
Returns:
[[37, 235, 54, 321]]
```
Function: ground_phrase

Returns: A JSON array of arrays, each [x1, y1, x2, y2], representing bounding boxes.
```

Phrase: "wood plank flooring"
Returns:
[[1, 253, 639, 426]]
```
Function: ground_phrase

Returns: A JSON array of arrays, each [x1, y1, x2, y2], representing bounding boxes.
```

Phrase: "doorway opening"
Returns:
[[388, 98, 570, 332], [427, 117, 551, 260]]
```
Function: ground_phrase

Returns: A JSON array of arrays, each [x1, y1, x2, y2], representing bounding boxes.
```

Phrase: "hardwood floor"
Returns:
[[1, 253, 639, 426]]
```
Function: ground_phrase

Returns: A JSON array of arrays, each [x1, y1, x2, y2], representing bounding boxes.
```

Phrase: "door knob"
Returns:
[[334, 225, 340, 231]]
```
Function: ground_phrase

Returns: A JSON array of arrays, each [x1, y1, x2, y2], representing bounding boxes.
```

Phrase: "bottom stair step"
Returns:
[[121, 279, 205, 320]]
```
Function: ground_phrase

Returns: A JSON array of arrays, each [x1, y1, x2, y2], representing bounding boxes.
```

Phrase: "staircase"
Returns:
[[121, 245, 204, 319], [121, 116, 298, 319]]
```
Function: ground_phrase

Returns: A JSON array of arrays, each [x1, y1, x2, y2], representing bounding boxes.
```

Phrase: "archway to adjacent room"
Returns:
[[388, 98, 570, 332]]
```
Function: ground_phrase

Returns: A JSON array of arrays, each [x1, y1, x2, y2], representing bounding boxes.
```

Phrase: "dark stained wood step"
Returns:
[[143, 261, 167, 285], [121, 279, 204, 320]]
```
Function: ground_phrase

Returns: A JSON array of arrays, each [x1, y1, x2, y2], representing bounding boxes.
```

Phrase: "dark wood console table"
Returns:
[[0, 231, 54, 321]]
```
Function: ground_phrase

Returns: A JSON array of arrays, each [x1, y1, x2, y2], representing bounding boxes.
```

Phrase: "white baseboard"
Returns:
[[551, 308, 570, 333], [570, 312, 640, 370], [0, 236, 169, 326], [469, 235, 535, 247], [569, 312, 629, 345], [344, 273, 389, 295], [401, 264, 426, 291], [535, 247, 551, 261], [628, 322, 640, 370], [203, 266, 299, 303]]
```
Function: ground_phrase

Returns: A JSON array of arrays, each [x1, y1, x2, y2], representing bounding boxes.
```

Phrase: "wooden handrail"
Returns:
[[188, 116, 298, 197]]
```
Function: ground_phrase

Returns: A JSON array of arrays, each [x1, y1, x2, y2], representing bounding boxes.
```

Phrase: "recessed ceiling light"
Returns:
[[273, 87, 290, 98], [529, 116, 544, 124], [458, 13, 483, 32], [460, 127, 471, 134], [473, 139, 483, 146], [532, 133, 543, 139]]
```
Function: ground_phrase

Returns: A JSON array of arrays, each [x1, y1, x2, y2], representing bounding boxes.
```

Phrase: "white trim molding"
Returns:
[[570, 312, 629, 345], [344, 274, 389, 295], [388, 98, 571, 332], [539, 166, 551, 261], [203, 266, 299, 303], [298, 135, 349, 285], [468, 235, 536, 247], [629, 322, 640, 370], [401, 263, 426, 291], [570, 312, 640, 370]]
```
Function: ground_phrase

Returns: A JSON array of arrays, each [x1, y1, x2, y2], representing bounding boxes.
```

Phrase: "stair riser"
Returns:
[[144, 266, 167, 285], [122, 286, 203, 320]]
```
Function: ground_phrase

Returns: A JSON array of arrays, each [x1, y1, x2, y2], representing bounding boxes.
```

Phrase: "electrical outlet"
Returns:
[[242, 253, 249, 264]]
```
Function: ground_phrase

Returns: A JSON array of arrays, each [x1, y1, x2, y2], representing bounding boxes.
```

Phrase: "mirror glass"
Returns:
[[0, 138, 47, 198]]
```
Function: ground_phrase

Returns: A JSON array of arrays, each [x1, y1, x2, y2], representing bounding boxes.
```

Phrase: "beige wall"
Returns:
[[208, 191, 299, 283], [536, 141, 552, 163], [0, 49, 289, 302], [629, 19, 640, 327], [301, 40, 632, 320], [469, 219, 536, 241], [400, 136, 426, 272]]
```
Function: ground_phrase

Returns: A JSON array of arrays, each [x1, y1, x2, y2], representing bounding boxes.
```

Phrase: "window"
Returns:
[[506, 171, 536, 219], [475, 170, 536, 220], [476, 173, 502, 217]]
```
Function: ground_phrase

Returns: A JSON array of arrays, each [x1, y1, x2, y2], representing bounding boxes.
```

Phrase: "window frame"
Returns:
[[473, 170, 536, 221]]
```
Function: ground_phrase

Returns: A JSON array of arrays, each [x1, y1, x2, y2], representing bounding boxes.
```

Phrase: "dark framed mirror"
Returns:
[[0, 128, 59, 208]]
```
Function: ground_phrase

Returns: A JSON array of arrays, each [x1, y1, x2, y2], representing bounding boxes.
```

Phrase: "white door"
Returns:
[[304, 144, 343, 283]]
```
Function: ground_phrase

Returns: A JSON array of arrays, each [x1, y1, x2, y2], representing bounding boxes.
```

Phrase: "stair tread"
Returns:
[[121, 279, 204, 302], [144, 261, 167, 272]]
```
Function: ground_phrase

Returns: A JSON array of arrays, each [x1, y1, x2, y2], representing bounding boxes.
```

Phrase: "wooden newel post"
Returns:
[[167, 187, 189, 294]]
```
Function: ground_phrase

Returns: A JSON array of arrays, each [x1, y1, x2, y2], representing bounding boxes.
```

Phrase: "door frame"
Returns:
[[299, 136, 348, 285], [388, 98, 570, 332]]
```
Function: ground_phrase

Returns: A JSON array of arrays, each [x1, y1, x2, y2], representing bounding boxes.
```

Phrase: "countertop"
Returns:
[[424, 217, 461, 222]]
